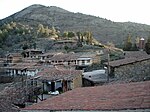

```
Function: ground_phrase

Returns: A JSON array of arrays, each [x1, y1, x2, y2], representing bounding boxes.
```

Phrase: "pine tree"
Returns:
[[123, 34, 132, 51]]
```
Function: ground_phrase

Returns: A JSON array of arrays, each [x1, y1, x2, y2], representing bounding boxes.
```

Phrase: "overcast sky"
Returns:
[[0, 0, 150, 25]]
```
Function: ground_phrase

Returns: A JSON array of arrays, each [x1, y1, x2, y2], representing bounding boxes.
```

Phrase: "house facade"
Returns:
[[23, 49, 43, 59], [5, 53, 22, 65], [104, 55, 150, 81], [35, 67, 82, 93], [6, 63, 41, 77]]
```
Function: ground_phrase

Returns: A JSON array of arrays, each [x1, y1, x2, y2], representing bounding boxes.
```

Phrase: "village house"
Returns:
[[104, 55, 150, 81], [23, 49, 43, 59], [21, 81, 150, 112], [0, 58, 5, 75], [39, 52, 56, 62], [39, 52, 78, 67], [6, 62, 42, 77], [76, 51, 101, 64], [35, 67, 83, 93], [49, 53, 78, 66], [5, 53, 22, 65], [38, 51, 102, 70]]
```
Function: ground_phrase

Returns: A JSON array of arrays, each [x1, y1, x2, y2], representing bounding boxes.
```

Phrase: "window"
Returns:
[[87, 59, 90, 63], [82, 60, 85, 65]]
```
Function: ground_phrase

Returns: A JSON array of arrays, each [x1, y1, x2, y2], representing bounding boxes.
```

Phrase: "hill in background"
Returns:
[[0, 4, 150, 54]]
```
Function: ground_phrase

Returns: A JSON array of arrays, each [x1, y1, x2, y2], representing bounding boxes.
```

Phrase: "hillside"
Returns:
[[0, 4, 150, 54]]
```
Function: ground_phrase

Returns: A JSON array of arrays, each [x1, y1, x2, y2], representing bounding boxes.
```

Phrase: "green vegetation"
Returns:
[[123, 34, 139, 51], [145, 36, 150, 54], [123, 34, 132, 51], [0, 4, 150, 56], [37, 24, 60, 39]]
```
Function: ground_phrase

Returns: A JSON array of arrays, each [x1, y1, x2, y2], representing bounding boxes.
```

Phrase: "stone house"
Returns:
[[0, 58, 5, 75], [23, 49, 43, 59], [39, 52, 79, 67], [39, 52, 101, 69], [39, 52, 56, 62], [104, 55, 150, 80], [5, 53, 22, 65], [50, 53, 78, 66], [35, 67, 83, 93]]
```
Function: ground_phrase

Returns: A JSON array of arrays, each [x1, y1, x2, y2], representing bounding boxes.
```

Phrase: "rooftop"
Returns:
[[6, 62, 38, 70], [124, 51, 148, 59], [104, 55, 150, 67], [36, 67, 82, 81], [23, 81, 150, 111], [83, 70, 107, 83], [50, 53, 79, 61]]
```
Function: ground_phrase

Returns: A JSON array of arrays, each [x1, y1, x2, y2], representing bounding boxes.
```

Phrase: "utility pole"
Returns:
[[107, 51, 110, 83]]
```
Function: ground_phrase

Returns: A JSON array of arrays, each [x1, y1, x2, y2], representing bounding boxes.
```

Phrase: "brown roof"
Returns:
[[36, 67, 82, 81], [104, 55, 150, 67], [50, 53, 79, 61], [39, 52, 56, 57], [23, 81, 150, 111], [6, 53, 22, 58], [124, 51, 148, 58], [24, 49, 42, 52], [7, 62, 38, 70]]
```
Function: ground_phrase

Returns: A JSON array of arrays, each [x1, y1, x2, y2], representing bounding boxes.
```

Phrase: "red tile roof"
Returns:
[[7, 62, 38, 70], [37, 67, 82, 81], [50, 53, 79, 61], [23, 81, 150, 111]]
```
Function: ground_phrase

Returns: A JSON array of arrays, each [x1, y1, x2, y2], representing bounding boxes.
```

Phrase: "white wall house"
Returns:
[[6, 68, 27, 76], [76, 57, 92, 67], [6, 63, 41, 77], [26, 68, 39, 77]]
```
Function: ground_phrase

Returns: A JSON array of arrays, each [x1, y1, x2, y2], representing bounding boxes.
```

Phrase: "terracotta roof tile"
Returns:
[[37, 67, 82, 81], [23, 81, 150, 111], [7, 62, 38, 70], [50, 53, 79, 61]]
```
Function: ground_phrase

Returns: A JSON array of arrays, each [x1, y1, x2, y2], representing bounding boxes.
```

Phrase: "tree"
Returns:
[[132, 43, 138, 51], [62, 31, 68, 38], [37, 24, 45, 35], [67, 32, 75, 38], [22, 44, 29, 50], [76, 32, 82, 47], [64, 45, 69, 52], [123, 34, 132, 51], [145, 36, 150, 54], [45, 26, 50, 36]]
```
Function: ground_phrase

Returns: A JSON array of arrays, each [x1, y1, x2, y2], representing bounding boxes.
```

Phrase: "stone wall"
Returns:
[[114, 59, 150, 81], [73, 74, 82, 88]]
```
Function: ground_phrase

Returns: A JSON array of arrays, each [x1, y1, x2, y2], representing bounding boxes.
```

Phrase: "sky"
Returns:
[[0, 0, 150, 25]]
